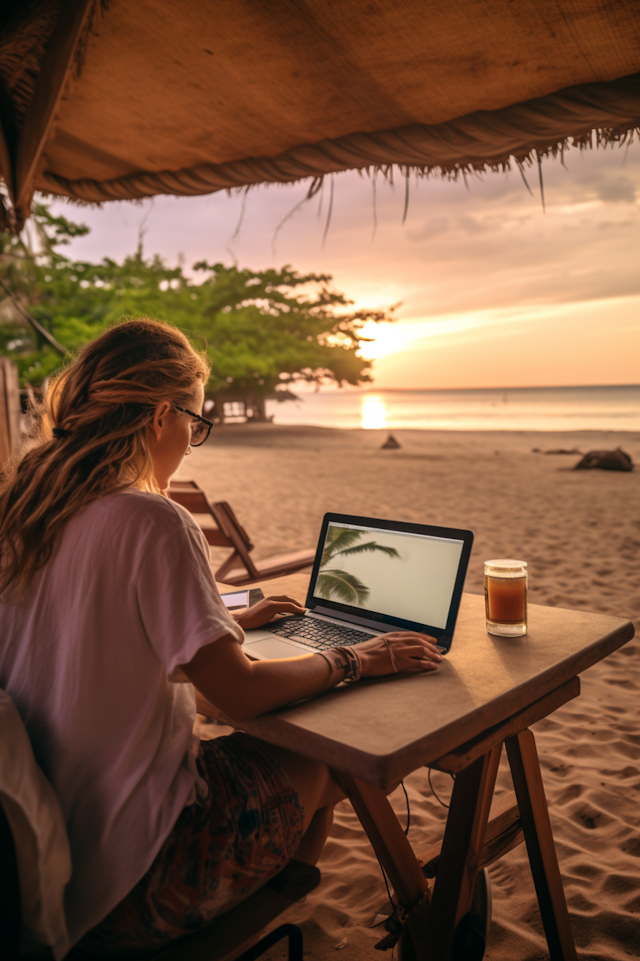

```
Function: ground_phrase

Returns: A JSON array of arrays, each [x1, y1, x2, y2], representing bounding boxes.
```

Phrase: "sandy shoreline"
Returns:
[[184, 425, 640, 960]]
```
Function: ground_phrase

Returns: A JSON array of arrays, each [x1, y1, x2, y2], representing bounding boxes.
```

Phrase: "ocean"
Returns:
[[265, 385, 640, 432]]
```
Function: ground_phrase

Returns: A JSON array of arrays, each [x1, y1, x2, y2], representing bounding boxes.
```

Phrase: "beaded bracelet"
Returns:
[[338, 646, 362, 683], [317, 646, 363, 685], [316, 650, 347, 686]]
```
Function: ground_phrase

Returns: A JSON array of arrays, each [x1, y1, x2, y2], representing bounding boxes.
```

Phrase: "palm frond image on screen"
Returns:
[[313, 522, 465, 628], [316, 526, 401, 605]]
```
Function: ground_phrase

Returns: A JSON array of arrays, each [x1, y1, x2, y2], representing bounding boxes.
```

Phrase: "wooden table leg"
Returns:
[[333, 771, 430, 960], [506, 729, 577, 961], [333, 771, 429, 908], [424, 744, 502, 960], [336, 729, 575, 961]]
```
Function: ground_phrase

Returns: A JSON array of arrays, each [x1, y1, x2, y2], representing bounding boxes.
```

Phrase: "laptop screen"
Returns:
[[312, 521, 466, 630]]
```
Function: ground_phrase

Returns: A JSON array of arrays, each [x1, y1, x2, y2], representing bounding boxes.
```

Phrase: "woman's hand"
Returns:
[[353, 631, 443, 677], [232, 594, 306, 631]]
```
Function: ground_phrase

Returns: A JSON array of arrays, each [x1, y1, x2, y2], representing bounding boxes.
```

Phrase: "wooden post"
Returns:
[[14, 0, 95, 220], [0, 358, 21, 468], [0, 119, 14, 203]]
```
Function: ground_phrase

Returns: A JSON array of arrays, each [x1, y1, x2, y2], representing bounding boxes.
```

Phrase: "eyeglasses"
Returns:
[[172, 405, 214, 447]]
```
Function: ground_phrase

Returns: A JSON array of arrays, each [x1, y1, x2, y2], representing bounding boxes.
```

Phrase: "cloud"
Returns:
[[594, 175, 637, 204], [596, 219, 634, 230], [458, 215, 489, 234], [406, 216, 449, 242]]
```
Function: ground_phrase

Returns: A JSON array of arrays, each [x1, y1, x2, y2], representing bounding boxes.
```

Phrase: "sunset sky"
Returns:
[[48, 138, 640, 390]]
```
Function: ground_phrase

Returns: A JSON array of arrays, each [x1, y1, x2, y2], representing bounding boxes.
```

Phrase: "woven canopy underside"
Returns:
[[0, 0, 640, 224]]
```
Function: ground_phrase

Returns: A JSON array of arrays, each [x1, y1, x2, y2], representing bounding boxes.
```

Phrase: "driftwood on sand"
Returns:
[[574, 448, 634, 471], [532, 447, 583, 455]]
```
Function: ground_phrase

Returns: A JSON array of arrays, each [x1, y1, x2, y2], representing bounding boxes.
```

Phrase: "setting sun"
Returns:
[[357, 320, 408, 361], [360, 395, 388, 430]]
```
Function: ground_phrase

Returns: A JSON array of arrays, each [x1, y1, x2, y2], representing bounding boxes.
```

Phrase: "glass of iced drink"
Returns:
[[484, 559, 528, 636]]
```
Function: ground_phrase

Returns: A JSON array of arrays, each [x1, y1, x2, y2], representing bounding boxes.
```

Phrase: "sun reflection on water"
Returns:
[[360, 395, 388, 430]]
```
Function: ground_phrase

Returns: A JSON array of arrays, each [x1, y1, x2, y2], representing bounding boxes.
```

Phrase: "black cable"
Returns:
[[373, 779, 410, 912], [400, 780, 410, 835], [374, 849, 396, 911], [372, 781, 415, 921], [428, 768, 455, 809], [374, 781, 410, 912]]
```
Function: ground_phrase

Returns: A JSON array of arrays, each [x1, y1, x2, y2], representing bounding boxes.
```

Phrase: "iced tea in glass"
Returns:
[[484, 559, 528, 636]]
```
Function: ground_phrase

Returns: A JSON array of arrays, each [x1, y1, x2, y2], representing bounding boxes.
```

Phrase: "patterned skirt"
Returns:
[[80, 732, 305, 954]]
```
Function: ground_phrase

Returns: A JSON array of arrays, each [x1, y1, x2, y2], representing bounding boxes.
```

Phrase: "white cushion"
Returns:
[[0, 689, 71, 960]]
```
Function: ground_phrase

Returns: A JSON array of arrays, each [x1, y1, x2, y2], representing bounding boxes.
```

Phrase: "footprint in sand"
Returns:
[[567, 890, 598, 913], [565, 860, 600, 882], [574, 808, 609, 831], [601, 765, 640, 779], [620, 836, 640, 858], [622, 892, 640, 912], [487, 861, 518, 897], [556, 783, 585, 805], [601, 872, 640, 896], [549, 764, 572, 776], [616, 645, 638, 658]]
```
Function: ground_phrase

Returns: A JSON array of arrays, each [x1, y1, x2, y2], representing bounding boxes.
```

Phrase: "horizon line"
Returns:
[[362, 382, 640, 392], [292, 382, 640, 394]]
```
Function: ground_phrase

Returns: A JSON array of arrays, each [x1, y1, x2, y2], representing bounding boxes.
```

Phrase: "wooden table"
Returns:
[[216, 575, 634, 961]]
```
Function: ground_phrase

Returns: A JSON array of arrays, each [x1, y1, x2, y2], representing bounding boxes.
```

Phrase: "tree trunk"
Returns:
[[248, 393, 268, 421], [0, 359, 21, 468]]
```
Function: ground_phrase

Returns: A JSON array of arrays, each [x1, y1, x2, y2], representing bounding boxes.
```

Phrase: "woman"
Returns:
[[0, 319, 442, 954]]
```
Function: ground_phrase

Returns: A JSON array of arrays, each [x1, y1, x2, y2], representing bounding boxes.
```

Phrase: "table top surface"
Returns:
[[219, 575, 634, 788]]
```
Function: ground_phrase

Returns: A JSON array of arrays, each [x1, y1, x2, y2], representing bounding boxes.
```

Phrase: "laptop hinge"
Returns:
[[308, 605, 392, 633]]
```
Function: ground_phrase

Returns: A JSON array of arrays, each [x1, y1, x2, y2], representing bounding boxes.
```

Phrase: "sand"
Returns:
[[183, 424, 640, 960]]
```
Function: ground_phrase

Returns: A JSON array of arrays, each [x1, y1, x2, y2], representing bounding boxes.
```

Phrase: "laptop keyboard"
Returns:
[[269, 616, 376, 650]]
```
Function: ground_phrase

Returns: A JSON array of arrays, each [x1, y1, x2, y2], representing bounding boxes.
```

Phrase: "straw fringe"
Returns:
[[0, 0, 107, 125], [37, 83, 640, 208], [39, 122, 640, 220]]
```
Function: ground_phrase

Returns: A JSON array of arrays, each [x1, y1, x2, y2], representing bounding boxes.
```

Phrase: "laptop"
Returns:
[[243, 513, 473, 661]]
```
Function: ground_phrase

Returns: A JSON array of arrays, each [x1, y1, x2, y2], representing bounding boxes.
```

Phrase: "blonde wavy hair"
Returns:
[[0, 318, 210, 599]]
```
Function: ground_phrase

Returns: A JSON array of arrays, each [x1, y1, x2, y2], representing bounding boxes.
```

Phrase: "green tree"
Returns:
[[0, 203, 93, 382], [0, 205, 395, 415], [187, 262, 394, 417], [316, 526, 401, 606]]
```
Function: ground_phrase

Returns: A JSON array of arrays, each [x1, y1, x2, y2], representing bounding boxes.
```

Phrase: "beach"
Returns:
[[184, 424, 640, 960]]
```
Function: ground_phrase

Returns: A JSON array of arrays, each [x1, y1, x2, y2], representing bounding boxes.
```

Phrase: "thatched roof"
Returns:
[[1, 0, 639, 230]]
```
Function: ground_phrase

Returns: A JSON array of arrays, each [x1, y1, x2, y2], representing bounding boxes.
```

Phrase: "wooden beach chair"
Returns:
[[168, 480, 315, 586]]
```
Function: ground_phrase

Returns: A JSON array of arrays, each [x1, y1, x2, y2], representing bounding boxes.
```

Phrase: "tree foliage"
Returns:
[[0, 204, 395, 409]]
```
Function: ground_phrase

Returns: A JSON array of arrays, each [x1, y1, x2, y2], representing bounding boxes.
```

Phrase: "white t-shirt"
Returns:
[[0, 491, 243, 947]]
